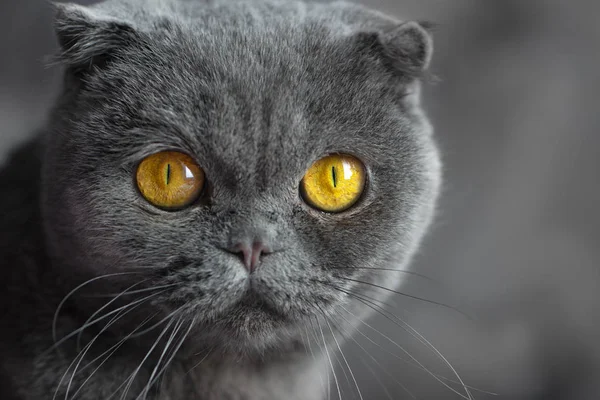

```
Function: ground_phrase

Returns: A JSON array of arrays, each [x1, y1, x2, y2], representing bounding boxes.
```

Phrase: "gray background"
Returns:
[[1, 0, 599, 399]]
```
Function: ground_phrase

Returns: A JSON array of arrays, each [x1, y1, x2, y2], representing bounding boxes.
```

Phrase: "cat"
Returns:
[[0, 0, 441, 398]]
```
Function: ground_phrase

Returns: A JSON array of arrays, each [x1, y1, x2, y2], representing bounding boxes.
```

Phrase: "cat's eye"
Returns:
[[136, 151, 205, 210], [300, 154, 366, 213]]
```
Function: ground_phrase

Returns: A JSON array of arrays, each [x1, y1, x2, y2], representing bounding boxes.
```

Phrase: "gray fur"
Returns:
[[0, 0, 440, 398]]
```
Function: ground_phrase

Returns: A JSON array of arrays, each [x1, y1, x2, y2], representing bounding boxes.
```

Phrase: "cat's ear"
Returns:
[[356, 21, 434, 81], [51, 2, 138, 73]]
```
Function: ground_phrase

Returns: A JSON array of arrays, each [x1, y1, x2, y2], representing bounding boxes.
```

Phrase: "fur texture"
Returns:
[[0, 0, 440, 398]]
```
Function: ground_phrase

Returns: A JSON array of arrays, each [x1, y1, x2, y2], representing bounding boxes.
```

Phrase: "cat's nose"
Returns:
[[227, 241, 272, 273]]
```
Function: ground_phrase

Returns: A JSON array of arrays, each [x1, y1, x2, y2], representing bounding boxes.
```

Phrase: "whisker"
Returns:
[[345, 291, 475, 399], [138, 317, 185, 400], [333, 307, 417, 399], [76, 280, 152, 351], [316, 279, 474, 400], [319, 307, 364, 400], [110, 317, 176, 400], [331, 344, 352, 397], [83, 283, 181, 298], [128, 305, 187, 340], [361, 357, 398, 400], [52, 272, 142, 345], [337, 277, 471, 320], [46, 290, 167, 357], [336, 295, 472, 400], [315, 317, 342, 400], [59, 302, 141, 400], [330, 267, 437, 283], [69, 314, 158, 399], [185, 347, 213, 375], [138, 317, 196, 399], [340, 302, 465, 398], [384, 310, 475, 399], [302, 324, 328, 399], [75, 313, 159, 375], [435, 378, 497, 396], [308, 319, 331, 400], [380, 308, 495, 396], [342, 300, 492, 395], [320, 281, 459, 370], [341, 290, 490, 393], [312, 314, 351, 395]]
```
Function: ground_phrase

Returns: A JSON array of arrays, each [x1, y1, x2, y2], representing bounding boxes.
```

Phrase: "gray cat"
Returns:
[[0, 0, 440, 398]]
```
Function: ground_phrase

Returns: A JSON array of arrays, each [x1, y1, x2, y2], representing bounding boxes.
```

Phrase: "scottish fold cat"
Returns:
[[0, 0, 441, 398]]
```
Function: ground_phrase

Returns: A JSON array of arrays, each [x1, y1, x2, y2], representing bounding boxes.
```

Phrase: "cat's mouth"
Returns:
[[235, 286, 288, 322], [190, 287, 292, 350]]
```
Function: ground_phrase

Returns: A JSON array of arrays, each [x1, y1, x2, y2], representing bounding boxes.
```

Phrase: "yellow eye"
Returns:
[[300, 154, 366, 213], [136, 151, 205, 210]]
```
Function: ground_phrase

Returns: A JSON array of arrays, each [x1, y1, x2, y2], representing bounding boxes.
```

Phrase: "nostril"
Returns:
[[228, 242, 252, 270], [253, 241, 272, 256], [226, 241, 271, 273], [250, 241, 271, 271]]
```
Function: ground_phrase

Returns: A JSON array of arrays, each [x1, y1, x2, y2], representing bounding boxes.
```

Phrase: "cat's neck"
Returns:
[[161, 352, 329, 400]]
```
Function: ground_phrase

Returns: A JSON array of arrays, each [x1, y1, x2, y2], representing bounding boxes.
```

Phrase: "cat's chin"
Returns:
[[220, 292, 294, 334], [186, 292, 307, 357]]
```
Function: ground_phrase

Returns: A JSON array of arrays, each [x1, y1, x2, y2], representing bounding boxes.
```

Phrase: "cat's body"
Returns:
[[0, 0, 440, 399]]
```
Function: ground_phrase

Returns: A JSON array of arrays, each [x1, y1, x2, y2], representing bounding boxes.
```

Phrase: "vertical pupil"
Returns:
[[332, 166, 337, 188], [166, 163, 171, 185]]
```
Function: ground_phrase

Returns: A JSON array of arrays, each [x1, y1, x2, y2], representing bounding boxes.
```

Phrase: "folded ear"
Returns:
[[382, 21, 433, 73], [356, 21, 433, 81], [52, 2, 138, 73]]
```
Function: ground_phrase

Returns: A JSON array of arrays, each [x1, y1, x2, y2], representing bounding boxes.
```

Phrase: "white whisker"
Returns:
[[316, 317, 342, 400], [338, 302, 470, 400], [138, 316, 196, 399], [335, 307, 417, 399], [138, 317, 185, 399], [301, 325, 327, 398], [322, 311, 364, 400], [128, 305, 186, 340], [110, 317, 176, 400], [309, 320, 331, 400], [361, 357, 399, 400], [76, 279, 151, 351], [52, 272, 141, 345], [341, 290, 474, 400], [46, 290, 167, 357], [84, 283, 181, 298], [69, 314, 158, 399], [57, 303, 139, 400], [185, 347, 213, 375]]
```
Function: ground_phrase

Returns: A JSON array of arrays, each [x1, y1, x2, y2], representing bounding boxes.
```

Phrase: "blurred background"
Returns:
[[1, 0, 599, 399]]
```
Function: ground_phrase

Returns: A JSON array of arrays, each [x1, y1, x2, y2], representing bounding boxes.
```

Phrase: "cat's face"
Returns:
[[43, 0, 440, 355]]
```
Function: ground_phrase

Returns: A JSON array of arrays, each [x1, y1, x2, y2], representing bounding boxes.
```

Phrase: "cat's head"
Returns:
[[43, 0, 440, 356]]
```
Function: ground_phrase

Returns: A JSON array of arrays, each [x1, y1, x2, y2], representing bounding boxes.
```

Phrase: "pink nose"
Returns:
[[229, 241, 272, 273]]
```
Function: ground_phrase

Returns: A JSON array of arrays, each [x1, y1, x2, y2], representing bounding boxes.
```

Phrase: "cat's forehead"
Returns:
[[103, 0, 395, 113], [101, 17, 397, 166], [70, 0, 425, 188]]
